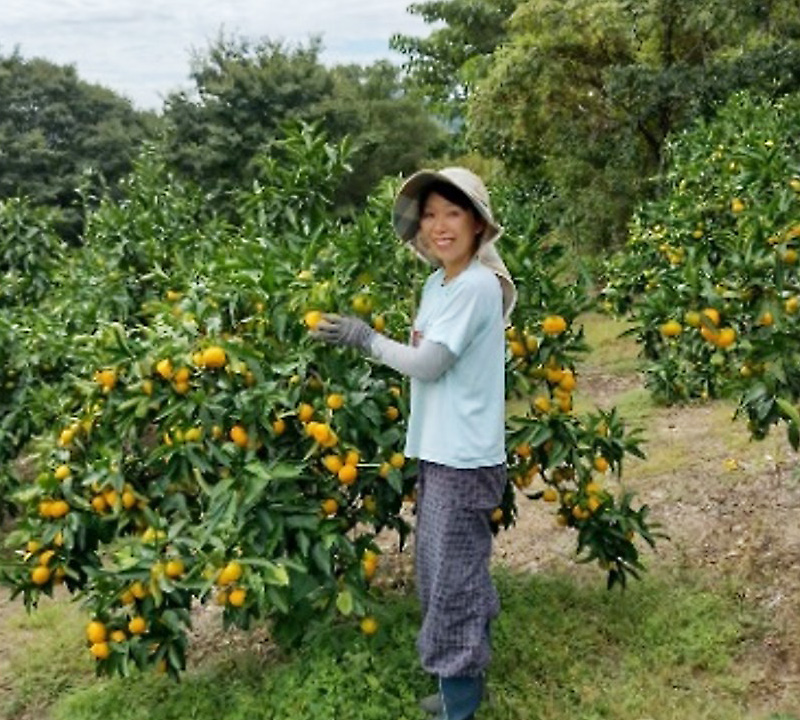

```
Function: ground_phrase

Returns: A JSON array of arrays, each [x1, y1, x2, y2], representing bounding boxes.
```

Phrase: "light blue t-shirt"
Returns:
[[404, 259, 506, 468]]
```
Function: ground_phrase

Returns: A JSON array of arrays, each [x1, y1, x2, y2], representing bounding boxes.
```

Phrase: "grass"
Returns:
[[579, 312, 641, 376], [0, 567, 775, 720]]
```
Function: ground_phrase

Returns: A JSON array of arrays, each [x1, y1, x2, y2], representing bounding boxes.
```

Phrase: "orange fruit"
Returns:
[[378, 462, 392, 478], [326, 393, 344, 410], [338, 464, 358, 485], [758, 311, 774, 327], [31, 566, 51, 585], [490, 508, 504, 523], [128, 616, 147, 635], [509, 340, 526, 357], [312, 423, 333, 444], [165, 559, 185, 579], [701, 308, 720, 326], [660, 320, 682, 337], [344, 449, 360, 466], [91, 495, 108, 513], [533, 396, 551, 414], [155, 358, 173, 380], [593, 456, 610, 473], [173, 366, 191, 384], [230, 424, 248, 448], [297, 403, 314, 422], [542, 315, 567, 335], [90, 642, 110, 660], [323, 455, 344, 474], [730, 198, 745, 213], [48, 500, 70, 518], [542, 487, 558, 502], [217, 561, 243, 586], [304, 310, 323, 330], [385, 406, 399, 421], [272, 418, 287, 435], [110, 630, 127, 643], [54, 464, 71, 481], [559, 370, 576, 391], [360, 616, 379, 635], [372, 315, 386, 332], [86, 620, 107, 644], [716, 327, 736, 348], [130, 581, 148, 600], [389, 452, 405, 469], [352, 295, 373, 315], [202, 345, 227, 368], [228, 588, 247, 607], [321, 498, 338, 516]]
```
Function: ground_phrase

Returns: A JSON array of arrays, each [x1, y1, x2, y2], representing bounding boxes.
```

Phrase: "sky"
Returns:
[[2, 0, 432, 111]]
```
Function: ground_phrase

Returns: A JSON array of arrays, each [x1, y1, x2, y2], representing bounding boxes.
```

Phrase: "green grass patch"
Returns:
[[0, 597, 94, 720], [9, 567, 760, 720], [579, 312, 640, 377]]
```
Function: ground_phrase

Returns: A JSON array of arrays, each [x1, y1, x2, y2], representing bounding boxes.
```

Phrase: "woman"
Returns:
[[312, 167, 516, 720]]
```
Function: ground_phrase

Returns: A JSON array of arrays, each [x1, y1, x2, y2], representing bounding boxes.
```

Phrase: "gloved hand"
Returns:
[[311, 314, 375, 351]]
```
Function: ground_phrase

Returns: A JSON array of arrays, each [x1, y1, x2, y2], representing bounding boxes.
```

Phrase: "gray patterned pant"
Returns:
[[415, 460, 506, 678]]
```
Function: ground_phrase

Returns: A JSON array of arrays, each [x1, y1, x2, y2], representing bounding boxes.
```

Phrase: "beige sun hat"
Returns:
[[393, 167, 517, 322]]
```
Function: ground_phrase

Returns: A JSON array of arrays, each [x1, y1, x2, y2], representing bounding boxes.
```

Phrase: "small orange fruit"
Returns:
[[86, 620, 107, 644], [297, 403, 314, 422], [304, 310, 323, 330], [217, 561, 243, 586], [128, 616, 147, 635], [326, 393, 344, 410], [90, 642, 110, 660], [338, 464, 358, 485], [228, 588, 247, 607], [321, 498, 338, 516], [202, 345, 227, 368], [230, 424, 249, 448], [360, 616, 379, 635]]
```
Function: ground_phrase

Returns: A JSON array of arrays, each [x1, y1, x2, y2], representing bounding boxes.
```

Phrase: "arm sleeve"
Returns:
[[367, 334, 456, 381]]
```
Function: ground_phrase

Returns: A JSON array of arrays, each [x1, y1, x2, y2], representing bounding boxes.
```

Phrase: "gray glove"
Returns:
[[312, 314, 375, 351]]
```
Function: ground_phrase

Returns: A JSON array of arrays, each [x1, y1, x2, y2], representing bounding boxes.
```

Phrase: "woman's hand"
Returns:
[[311, 314, 375, 351]]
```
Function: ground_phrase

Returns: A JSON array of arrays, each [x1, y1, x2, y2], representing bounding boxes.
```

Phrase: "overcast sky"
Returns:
[[2, 0, 431, 111]]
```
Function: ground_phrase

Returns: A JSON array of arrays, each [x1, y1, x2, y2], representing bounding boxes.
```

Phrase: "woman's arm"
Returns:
[[311, 314, 456, 381]]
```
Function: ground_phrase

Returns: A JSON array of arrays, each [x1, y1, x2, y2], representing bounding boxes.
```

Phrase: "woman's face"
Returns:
[[419, 191, 485, 278]]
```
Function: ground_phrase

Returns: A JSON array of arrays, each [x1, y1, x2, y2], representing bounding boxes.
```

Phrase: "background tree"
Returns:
[[468, 0, 800, 247], [390, 0, 519, 147], [0, 50, 157, 239], [162, 37, 444, 213]]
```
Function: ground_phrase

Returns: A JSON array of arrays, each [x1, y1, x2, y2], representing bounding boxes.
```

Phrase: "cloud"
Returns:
[[2, 0, 430, 109]]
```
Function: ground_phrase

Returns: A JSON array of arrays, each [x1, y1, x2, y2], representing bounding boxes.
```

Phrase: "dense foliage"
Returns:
[[0, 51, 157, 239], [602, 91, 800, 445], [0, 125, 656, 678]]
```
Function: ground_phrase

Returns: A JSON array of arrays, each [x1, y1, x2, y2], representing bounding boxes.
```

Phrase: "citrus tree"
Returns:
[[1, 125, 659, 678], [601, 91, 800, 444]]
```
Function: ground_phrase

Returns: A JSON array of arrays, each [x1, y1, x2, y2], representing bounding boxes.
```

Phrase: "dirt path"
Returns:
[[493, 331, 800, 715]]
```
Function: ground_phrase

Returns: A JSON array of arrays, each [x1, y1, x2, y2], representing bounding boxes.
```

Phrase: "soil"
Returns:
[[2, 327, 800, 718]]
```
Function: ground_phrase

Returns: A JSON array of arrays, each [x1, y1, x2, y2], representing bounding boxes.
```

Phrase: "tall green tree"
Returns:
[[162, 37, 443, 212], [467, 0, 800, 246], [0, 50, 157, 238], [390, 0, 519, 129]]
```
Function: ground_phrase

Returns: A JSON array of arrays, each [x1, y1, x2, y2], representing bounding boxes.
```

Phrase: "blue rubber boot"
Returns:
[[438, 674, 484, 720]]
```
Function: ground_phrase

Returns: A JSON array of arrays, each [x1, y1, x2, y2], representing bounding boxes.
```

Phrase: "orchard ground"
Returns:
[[1, 313, 799, 720]]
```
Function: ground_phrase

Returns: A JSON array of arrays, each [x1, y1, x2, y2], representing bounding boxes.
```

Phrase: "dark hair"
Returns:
[[418, 180, 478, 218]]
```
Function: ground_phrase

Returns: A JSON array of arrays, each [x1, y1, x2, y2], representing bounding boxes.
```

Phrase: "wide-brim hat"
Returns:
[[392, 167, 517, 322]]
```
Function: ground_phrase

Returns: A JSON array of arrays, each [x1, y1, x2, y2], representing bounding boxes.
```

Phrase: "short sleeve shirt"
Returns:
[[404, 259, 506, 468]]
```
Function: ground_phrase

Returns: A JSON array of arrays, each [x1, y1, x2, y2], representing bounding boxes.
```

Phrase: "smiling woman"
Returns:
[[1, 0, 429, 110]]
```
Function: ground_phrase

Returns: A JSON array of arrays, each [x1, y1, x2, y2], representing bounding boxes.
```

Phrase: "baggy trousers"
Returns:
[[415, 461, 506, 717]]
